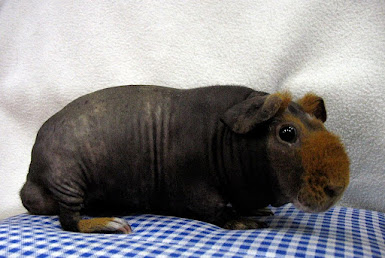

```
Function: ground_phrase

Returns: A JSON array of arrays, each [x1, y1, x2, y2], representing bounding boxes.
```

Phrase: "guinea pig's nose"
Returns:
[[324, 185, 344, 198]]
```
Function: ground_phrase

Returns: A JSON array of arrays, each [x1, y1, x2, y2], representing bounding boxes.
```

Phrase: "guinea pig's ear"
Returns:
[[221, 92, 285, 134], [297, 93, 327, 122]]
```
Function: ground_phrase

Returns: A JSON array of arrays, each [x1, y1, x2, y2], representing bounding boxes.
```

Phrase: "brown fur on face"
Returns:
[[297, 131, 350, 212]]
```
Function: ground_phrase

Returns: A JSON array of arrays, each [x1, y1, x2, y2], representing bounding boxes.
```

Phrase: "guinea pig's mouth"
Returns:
[[292, 194, 336, 213]]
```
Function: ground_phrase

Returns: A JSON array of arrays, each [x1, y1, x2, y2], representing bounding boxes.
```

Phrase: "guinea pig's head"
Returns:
[[221, 91, 349, 213]]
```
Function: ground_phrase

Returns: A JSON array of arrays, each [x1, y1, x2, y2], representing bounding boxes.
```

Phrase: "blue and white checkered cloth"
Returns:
[[1, 204, 384, 257]]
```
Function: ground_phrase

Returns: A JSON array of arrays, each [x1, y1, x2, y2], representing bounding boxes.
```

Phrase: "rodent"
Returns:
[[20, 85, 349, 233]]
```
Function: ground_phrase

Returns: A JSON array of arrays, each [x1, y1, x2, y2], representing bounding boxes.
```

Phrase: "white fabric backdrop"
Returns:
[[0, 1, 384, 219]]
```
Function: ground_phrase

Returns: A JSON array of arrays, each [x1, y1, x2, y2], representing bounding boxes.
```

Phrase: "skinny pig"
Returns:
[[21, 85, 349, 233]]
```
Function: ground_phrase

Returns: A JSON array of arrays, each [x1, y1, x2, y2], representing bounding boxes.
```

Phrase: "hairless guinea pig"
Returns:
[[20, 85, 349, 233]]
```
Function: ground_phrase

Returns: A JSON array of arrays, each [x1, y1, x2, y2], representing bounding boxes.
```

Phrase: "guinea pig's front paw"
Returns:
[[223, 218, 268, 230], [248, 207, 274, 217], [78, 217, 132, 234]]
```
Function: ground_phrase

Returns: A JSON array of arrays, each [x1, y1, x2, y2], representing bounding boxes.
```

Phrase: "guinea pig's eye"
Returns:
[[279, 126, 297, 143]]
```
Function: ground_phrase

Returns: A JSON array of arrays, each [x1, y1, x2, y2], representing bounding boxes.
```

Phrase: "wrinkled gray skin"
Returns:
[[20, 85, 341, 232]]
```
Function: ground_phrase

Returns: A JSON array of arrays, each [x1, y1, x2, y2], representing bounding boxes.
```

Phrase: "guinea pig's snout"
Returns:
[[296, 130, 350, 213], [294, 180, 347, 213], [323, 185, 344, 198]]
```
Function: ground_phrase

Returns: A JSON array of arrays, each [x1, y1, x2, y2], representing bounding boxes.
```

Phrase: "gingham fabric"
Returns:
[[0, 204, 384, 257]]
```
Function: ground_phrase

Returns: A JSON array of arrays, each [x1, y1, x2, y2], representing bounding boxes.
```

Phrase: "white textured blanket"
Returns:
[[0, 1, 384, 219]]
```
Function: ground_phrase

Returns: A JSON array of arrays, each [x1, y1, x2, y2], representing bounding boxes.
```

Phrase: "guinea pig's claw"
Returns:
[[106, 218, 133, 234], [223, 218, 269, 230], [78, 217, 133, 234]]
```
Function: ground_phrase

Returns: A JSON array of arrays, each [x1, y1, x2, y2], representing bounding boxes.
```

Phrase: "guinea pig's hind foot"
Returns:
[[223, 218, 268, 230], [78, 217, 132, 234]]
